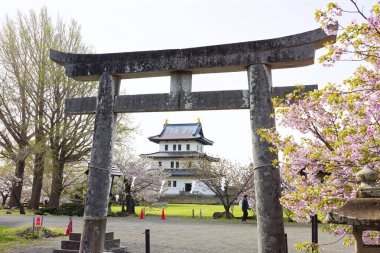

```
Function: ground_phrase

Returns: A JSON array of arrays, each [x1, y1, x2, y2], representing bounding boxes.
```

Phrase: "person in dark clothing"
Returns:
[[241, 194, 250, 223]]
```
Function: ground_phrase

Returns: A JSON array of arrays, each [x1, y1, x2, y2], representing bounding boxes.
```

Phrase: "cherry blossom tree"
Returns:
[[0, 162, 15, 206], [113, 150, 167, 214], [259, 0, 380, 250]]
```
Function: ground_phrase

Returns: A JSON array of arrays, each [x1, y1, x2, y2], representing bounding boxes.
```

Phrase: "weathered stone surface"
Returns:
[[79, 217, 107, 252], [357, 166, 378, 189], [80, 73, 119, 253], [272, 85, 317, 99], [357, 187, 380, 198], [248, 64, 285, 253], [65, 97, 97, 115], [51, 28, 335, 81], [65, 85, 318, 114], [170, 71, 192, 93], [329, 198, 380, 225]]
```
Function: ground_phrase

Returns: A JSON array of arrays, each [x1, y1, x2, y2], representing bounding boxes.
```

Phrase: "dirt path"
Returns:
[[0, 215, 352, 253]]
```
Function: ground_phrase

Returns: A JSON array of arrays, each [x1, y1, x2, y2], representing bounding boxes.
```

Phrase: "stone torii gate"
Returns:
[[51, 28, 335, 253]]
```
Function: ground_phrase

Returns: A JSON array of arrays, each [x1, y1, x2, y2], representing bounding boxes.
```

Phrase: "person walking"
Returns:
[[241, 194, 250, 223]]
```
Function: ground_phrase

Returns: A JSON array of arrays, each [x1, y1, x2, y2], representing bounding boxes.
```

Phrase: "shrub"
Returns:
[[56, 203, 84, 216], [37, 203, 84, 216], [35, 207, 58, 215]]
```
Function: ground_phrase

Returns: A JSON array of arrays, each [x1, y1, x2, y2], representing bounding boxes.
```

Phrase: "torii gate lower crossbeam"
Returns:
[[51, 27, 335, 253]]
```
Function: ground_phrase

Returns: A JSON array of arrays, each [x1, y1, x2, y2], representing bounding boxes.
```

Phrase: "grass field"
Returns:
[[0, 209, 34, 216], [0, 226, 64, 252], [0, 226, 28, 252], [111, 204, 249, 219], [0, 203, 253, 220]]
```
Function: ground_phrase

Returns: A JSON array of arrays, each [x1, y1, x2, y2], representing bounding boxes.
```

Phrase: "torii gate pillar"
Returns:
[[80, 73, 119, 252], [248, 64, 285, 252]]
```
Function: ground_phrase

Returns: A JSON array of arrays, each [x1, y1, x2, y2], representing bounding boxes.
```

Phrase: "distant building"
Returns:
[[141, 120, 218, 196]]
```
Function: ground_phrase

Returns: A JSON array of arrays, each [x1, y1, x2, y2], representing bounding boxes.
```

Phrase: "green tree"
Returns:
[[0, 11, 35, 211], [0, 8, 97, 210]]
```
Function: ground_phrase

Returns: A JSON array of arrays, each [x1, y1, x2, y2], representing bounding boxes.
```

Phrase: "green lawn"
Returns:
[[0, 226, 25, 252], [0, 226, 64, 252], [111, 204, 249, 219], [0, 209, 35, 216], [0, 203, 253, 220]]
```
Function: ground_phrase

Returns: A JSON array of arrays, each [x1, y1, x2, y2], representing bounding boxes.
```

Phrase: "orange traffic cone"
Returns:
[[161, 208, 165, 220], [65, 218, 73, 236], [35, 215, 41, 227], [139, 209, 144, 219]]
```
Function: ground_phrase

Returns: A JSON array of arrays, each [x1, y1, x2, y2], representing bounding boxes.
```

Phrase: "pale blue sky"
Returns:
[[0, 0, 372, 163]]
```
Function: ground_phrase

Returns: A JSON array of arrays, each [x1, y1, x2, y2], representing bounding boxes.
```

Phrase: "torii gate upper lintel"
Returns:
[[50, 27, 336, 253], [51, 27, 333, 81]]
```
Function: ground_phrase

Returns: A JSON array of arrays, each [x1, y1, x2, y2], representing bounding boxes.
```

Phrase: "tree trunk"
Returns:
[[121, 194, 126, 212], [125, 183, 135, 214], [8, 160, 26, 208], [1, 193, 9, 206], [48, 161, 65, 208], [29, 151, 45, 210], [11, 188, 25, 214], [223, 205, 232, 219], [126, 195, 135, 214]]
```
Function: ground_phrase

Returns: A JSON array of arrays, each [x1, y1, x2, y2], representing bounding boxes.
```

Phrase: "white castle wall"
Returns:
[[163, 177, 215, 196]]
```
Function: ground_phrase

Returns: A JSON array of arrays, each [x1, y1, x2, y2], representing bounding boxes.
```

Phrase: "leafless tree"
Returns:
[[189, 158, 255, 219]]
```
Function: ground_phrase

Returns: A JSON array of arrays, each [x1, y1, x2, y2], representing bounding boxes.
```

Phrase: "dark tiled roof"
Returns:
[[148, 123, 214, 145], [166, 170, 194, 177], [140, 151, 219, 161]]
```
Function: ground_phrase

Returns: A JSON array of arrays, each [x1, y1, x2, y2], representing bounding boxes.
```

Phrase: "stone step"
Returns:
[[69, 232, 114, 241], [62, 239, 120, 251]]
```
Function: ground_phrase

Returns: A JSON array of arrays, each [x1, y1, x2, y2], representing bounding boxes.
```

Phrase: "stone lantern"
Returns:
[[329, 167, 380, 253]]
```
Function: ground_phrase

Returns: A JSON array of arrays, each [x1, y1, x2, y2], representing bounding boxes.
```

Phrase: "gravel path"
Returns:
[[0, 215, 352, 253]]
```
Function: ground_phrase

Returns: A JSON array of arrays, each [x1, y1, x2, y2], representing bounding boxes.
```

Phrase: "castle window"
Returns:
[[167, 181, 172, 187], [187, 144, 190, 150], [165, 145, 168, 151], [171, 161, 174, 168], [158, 161, 162, 166], [173, 181, 177, 187], [176, 162, 179, 168], [178, 144, 182, 151], [173, 144, 177, 151]]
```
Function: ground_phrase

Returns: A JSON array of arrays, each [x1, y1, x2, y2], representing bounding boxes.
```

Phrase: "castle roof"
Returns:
[[141, 151, 219, 162], [148, 123, 214, 145]]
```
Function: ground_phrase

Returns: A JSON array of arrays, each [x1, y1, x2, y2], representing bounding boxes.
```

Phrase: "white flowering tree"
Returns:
[[189, 158, 255, 219], [0, 163, 14, 206], [113, 150, 167, 214]]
